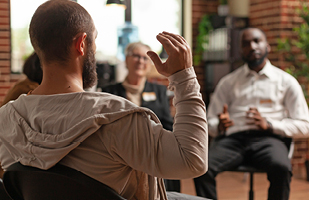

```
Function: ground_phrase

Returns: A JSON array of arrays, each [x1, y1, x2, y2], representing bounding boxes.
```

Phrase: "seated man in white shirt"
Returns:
[[0, 1, 209, 200], [193, 27, 309, 200]]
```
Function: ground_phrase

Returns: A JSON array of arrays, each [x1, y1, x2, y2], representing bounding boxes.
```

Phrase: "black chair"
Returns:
[[229, 138, 294, 200], [3, 162, 126, 200], [0, 179, 11, 200]]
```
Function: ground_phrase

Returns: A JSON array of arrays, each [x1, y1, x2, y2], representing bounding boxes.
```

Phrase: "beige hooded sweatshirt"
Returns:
[[0, 67, 208, 200]]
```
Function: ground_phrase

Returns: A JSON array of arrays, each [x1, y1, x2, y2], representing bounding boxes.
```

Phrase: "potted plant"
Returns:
[[277, 3, 309, 99], [194, 14, 213, 66]]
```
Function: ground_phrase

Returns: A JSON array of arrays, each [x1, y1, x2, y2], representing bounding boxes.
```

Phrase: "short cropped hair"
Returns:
[[125, 42, 151, 57], [29, 0, 95, 62], [239, 27, 268, 42]]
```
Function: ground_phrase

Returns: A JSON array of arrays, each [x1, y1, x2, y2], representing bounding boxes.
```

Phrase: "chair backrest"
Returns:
[[3, 162, 126, 200], [0, 179, 11, 200]]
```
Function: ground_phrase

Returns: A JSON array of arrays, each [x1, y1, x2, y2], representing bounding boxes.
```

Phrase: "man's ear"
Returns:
[[267, 43, 271, 53], [75, 33, 87, 56]]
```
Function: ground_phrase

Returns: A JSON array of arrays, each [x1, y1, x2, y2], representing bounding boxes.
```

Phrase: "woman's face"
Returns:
[[126, 45, 151, 79]]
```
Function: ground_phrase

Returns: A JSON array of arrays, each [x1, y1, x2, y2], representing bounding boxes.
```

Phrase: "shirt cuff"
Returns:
[[267, 119, 286, 137]]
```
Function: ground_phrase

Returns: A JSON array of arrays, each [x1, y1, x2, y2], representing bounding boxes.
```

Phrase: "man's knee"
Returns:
[[267, 161, 292, 183], [269, 160, 291, 173]]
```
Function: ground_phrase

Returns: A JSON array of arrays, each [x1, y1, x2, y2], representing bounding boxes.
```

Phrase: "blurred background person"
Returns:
[[0, 51, 41, 200], [100, 42, 180, 192], [101, 42, 173, 131], [1, 52, 42, 107]]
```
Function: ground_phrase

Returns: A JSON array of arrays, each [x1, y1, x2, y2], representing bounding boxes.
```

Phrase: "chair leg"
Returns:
[[249, 172, 254, 200], [242, 172, 249, 182]]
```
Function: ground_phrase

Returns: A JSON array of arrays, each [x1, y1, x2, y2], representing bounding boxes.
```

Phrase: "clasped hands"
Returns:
[[218, 104, 270, 134]]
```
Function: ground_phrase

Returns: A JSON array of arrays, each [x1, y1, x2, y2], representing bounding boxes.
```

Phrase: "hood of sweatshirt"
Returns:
[[0, 92, 158, 170]]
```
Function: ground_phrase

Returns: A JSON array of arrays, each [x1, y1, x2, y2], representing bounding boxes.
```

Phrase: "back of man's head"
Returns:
[[29, 0, 95, 63]]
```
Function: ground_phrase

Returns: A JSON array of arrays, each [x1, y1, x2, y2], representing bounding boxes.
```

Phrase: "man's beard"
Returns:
[[82, 43, 97, 90], [242, 48, 268, 69]]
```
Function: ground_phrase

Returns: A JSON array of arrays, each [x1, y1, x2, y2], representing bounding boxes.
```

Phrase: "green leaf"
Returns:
[[278, 2, 309, 100], [194, 15, 213, 65]]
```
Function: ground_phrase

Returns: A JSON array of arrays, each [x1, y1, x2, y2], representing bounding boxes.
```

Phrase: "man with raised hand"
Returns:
[[0, 1, 208, 199]]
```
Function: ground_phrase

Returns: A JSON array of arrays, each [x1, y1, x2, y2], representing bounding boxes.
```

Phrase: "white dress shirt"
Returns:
[[207, 60, 309, 138]]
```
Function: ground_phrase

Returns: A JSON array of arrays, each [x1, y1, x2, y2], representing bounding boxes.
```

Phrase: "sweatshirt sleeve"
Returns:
[[109, 67, 208, 179]]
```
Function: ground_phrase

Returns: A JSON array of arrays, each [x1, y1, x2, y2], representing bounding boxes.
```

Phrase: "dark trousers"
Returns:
[[193, 131, 292, 200]]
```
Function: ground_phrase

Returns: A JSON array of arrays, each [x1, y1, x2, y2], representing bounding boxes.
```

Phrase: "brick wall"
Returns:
[[192, 0, 218, 100], [249, 0, 304, 69], [0, 0, 22, 105]]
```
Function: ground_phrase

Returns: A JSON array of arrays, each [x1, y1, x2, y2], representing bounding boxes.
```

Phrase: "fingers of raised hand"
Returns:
[[156, 33, 176, 53], [155, 32, 192, 76], [162, 31, 188, 45], [147, 50, 163, 65], [147, 50, 170, 76], [157, 32, 191, 59]]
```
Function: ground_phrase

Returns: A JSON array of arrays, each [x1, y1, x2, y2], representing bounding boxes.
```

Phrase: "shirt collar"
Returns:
[[244, 59, 276, 80]]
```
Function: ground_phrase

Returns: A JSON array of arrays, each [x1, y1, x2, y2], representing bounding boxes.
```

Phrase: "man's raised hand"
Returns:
[[147, 32, 192, 77]]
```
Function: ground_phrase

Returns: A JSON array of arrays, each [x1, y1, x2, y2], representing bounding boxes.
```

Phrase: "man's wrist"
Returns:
[[267, 121, 273, 132]]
